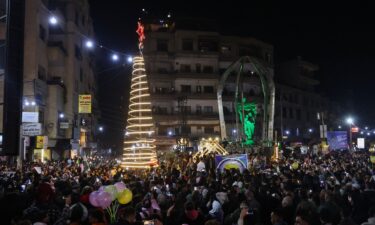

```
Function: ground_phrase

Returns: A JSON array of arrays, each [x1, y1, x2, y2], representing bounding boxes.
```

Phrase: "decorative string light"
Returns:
[[40, 3, 135, 63], [122, 51, 158, 169], [122, 16, 158, 169], [41, 4, 172, 64]]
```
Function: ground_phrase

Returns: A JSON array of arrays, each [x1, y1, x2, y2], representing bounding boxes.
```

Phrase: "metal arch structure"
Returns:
[[217, 56, 275, 145]]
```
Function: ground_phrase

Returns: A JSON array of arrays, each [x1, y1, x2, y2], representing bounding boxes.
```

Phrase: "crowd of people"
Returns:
[[1, 149, 375, 225]]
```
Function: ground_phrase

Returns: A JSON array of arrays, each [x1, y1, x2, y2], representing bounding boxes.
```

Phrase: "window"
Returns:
[[38, 65, 46, 80], [158, 127, 167, 135], [196, 64, 201, 73], [39, 25, 46, 41], [180, 64, 191, 73], [75, 45, 82, 60], [198, 39, 218, 52], [204, 127, 214, 134], [265, 53, 272, 63], [203, 86, 214, 93], [294, 94, 299, 104], [221, 45, 231, 54], [39, 110, 45, 125], [289, 108, 294, 119], [80, 68, 83, 82], [296, 109, 301, 121], [203, 66, 214, 73], [249, 89, 255, 96], [75, 11, 79, 26], [283, 94, 288, 101], [157, 68, 168, 73], [181, 85, 191, 93], [196, 105, 202, 114], [196, 86, 201, 93], [282, 107, 286, 119], [239, 45, 261, 58], [157, 40, 168, 51], [182, 39, 193, 51], [306, 112, 310, 121], [183, 126, 191, 134], [204, 106, 213, 114], [182, 106, 191, 113], [74, 79, 78, 92], [81, 15, 85, 26]]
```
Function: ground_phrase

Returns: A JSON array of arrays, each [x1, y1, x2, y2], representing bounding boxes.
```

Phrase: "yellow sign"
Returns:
[[79, 95, 91, 113], [36, 136, 44, 149]]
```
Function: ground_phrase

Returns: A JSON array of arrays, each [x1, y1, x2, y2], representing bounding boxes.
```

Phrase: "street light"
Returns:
[[308, 128, 313, 133], [346, 117, 354, 150], [111, 53, 119, 61], [49, 16, 58, 25], [85, 40, 94, 48], [99, 126, 103, 132]]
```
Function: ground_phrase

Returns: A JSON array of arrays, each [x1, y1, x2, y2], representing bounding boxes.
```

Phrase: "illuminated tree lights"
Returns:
[[122, 56, 158, 169]]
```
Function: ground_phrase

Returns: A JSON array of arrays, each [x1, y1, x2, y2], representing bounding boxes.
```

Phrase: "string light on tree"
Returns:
[[122, 22, 158, 169]]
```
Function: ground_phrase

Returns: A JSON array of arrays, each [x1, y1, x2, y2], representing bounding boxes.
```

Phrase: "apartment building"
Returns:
[[142, 20, 274, 150], [20, 0, 98, 160], [274, 57, 335, 142]]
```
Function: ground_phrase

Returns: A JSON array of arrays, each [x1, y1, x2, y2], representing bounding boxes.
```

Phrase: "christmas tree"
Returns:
[[122, 22, 158, 169]]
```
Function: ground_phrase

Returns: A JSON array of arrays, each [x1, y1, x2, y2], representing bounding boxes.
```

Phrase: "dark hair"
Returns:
[[89, 208, 104, 222], [272, 207, 284, 218], [185, 201, 195, 211], [205, 219, 221, 225], [70, 204, 84, 222], [369, 206, 375, 217], [121, 206, 136, 219]]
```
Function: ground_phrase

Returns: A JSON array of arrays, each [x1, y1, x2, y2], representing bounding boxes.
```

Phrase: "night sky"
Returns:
[[89, 0, 375, 149]]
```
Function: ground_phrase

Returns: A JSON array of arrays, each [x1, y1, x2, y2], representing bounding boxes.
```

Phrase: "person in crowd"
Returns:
[[1, 151, 375, 225], [362, 206, 375, 225]]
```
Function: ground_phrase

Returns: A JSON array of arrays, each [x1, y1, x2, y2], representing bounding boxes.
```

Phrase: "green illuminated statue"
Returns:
[[237, 98, 257, 146]]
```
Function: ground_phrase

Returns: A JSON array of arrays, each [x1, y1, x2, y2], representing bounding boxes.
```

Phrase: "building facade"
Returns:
[[142, 21, 274, 150], [21, 0, 98, 160], [274, 57, 337, 143]]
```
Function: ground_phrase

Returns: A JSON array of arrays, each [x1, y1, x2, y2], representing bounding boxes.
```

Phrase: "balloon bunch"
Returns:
[[291, 162, 299, 170], [89, 182, 133, 223]]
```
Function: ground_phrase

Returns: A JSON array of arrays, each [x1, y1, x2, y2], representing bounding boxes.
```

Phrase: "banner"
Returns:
[[22, 123, 42, 136], [22, 112, 39, 123], [79, 95, 91, 113], [327, 131, 348, 150], [215, 154, 248, 173], [36, 136, 44, 149], [357, 138, 365, 149]]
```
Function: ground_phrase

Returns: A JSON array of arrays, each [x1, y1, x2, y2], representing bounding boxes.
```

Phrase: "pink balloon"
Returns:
[[97, 191, 112, 209], [98, 186, 105, 192], [114, 182, 126, 192], [89, 191, 100, 207]]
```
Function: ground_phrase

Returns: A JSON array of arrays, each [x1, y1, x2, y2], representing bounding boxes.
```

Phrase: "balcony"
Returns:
[[153, 111, 219, 121]]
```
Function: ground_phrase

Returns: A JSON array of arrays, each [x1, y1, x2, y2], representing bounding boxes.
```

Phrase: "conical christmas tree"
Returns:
[[122, 55, 158, 169]]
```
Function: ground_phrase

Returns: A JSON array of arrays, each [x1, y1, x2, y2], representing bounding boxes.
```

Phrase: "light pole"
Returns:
[[346, 117, 354, 150]]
